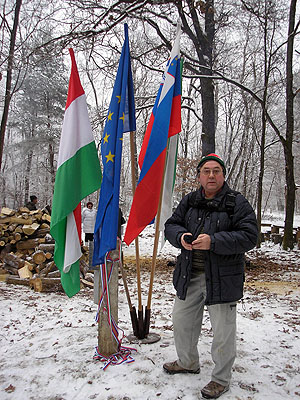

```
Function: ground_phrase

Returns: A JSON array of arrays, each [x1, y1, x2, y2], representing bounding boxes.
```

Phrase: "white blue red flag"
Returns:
[[124, 25, 181, 246]]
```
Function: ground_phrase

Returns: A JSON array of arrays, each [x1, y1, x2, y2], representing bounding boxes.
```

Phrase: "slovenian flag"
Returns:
[[50, 49, 102, 298], [124, 25, 181, 246]]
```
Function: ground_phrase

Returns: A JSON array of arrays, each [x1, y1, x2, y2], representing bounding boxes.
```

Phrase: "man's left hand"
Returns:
[[192, 234, 211, 250]]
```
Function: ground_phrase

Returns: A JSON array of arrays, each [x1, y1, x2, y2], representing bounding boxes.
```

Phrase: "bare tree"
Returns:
[[282, 0, 298, 249], [0, 0, 22, 171]]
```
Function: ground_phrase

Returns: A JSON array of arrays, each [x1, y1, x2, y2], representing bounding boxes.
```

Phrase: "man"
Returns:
[[82, 202, 97, 243], [26, 195, 38, 211], [163, 153, 258, 399]]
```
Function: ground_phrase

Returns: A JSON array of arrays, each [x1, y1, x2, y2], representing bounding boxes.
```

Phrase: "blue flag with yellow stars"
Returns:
[[93, 24, 136, 265]]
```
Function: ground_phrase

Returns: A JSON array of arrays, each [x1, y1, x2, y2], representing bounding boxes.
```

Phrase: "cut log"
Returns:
[[16, 238, 45, 250], [24, 261, 35, 271], [18, 264, 33, 279], [81, 278, 94, 288], [34, 263, 46, 274], [22, 223, 40, 236], [0, 216, 33, 225], [29, 277, 63, 292], [3, 264, 18, 275], [14, 232, 22, 242], [0, 207, 15, 216], [8, 223, 18, 232], [29, 209, 41, 215], [80, 259, 89, 277], [32, 250, 46, 265], [0, 273, 9, 281], [18, 207, 30, 213], [33, 228, 50, 238], [6, 276, 31, 286], [42, 214, 51, 223], [47, 270, 60, 278], [0, 243, 12, 258], [40, 261, 56, 277], [3, 253, 25, 269], [38, 243, 55, 253], [45, 252, 52, 260], [40, 222, 49, 229]]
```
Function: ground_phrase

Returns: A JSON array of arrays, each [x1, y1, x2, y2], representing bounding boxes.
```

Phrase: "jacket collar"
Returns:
[[189, 182, 231, 209]]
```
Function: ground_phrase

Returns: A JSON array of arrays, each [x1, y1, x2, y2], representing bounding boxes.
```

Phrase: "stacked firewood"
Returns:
[[0, 206, 91, 292]]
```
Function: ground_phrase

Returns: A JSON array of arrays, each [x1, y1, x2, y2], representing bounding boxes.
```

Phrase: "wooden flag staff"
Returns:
[[119, 253, 139, 337], [144, 145, 168, 335], [129, 131, 145, 339]]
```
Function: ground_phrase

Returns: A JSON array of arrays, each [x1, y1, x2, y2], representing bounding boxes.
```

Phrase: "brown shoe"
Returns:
[[163, 360, 200, 375], [201, 381, 229, 399]]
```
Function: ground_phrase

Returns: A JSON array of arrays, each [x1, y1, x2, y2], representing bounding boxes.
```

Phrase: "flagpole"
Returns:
[[144, 139, 170, 335], [129, 130, 144, 338], [119, 243, 139, 337]]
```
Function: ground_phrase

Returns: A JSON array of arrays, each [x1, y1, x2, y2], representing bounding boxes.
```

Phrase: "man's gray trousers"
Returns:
[[172, 273, 237, 386]]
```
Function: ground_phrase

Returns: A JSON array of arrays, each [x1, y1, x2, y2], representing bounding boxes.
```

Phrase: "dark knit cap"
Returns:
[[197, 153, 226, 175]]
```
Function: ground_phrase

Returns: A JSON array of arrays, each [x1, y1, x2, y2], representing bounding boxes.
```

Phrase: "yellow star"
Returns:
[[105, 151, 115, 163], [120, 136, 123, 141], [119, 112, 125, 123], [107, 111, 114, 121], [103, 133, 110, 143], [116, 95, 121, 103]]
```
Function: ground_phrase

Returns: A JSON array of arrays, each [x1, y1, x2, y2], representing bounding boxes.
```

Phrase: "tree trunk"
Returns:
[[24, 149, 33, 205], [282, 0, 297, 250], [200, 77, 215, 155], [200, 1, 215, 155], [0, 0, 22, 171]]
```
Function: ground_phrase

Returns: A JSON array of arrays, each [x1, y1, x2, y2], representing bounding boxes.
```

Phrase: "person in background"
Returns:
[[82, 201, 97, 244], [118, 207, 126, 240], [26, 195, 38, 211], [163, 153, 258, 399]]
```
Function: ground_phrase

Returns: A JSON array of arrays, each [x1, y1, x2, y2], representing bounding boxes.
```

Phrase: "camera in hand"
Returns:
[[184, 235, 194, 244]]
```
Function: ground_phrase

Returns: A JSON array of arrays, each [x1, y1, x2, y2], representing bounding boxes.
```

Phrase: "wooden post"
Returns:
[[129, 131, 143, 337], [144, 166, 165, 335], [97, 250, 119, 357], [144, 138, 170, 335]]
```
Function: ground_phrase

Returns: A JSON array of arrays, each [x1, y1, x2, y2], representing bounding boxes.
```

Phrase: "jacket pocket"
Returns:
[[219, 263, 244, 302]]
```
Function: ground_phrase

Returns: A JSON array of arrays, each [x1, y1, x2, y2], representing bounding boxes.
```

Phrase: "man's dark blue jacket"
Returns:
[[164, 182, 258, 305]]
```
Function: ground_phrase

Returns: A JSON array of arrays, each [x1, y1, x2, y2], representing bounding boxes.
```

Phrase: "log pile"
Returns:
[[0, 206, 91, 293]]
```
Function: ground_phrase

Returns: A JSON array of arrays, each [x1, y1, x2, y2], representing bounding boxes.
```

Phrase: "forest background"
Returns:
[[1, 0, 300, 250]]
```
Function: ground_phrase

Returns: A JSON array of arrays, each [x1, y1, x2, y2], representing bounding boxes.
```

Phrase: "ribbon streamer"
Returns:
[[94, 241, 137, 369]]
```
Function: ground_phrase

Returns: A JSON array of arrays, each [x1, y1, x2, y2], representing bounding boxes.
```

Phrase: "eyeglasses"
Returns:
[[200, 168, 222, 176]]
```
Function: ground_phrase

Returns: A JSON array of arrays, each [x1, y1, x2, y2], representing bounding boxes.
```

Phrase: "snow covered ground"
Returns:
[[0, 222, 300, 400]]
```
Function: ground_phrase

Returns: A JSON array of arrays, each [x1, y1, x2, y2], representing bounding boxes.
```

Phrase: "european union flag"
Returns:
[[93, 24, 136, 265]]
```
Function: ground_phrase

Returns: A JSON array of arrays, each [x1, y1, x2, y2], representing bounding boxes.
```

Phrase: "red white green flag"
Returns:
[[50, 49, 102, 298]]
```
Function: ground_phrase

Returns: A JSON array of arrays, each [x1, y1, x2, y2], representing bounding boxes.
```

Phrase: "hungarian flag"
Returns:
[[50, 49, 102, 298], [124, 25, 181, 246]]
